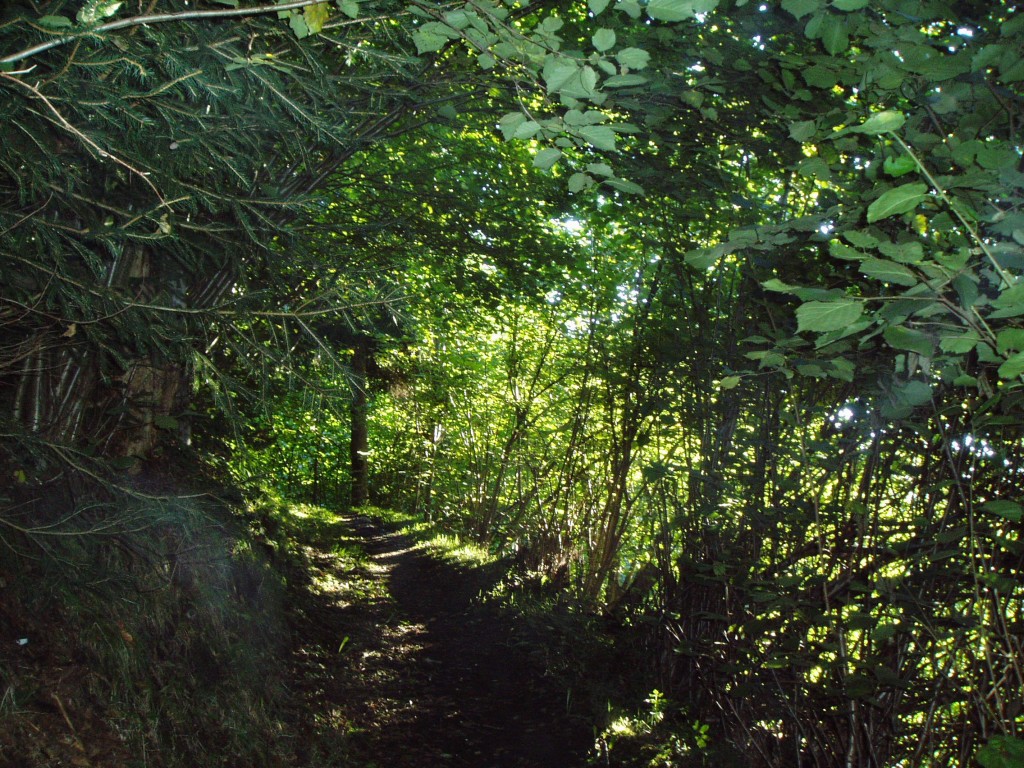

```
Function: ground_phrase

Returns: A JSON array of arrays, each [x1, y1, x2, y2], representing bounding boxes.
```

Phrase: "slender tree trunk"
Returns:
[[349, 340, 370, 508]]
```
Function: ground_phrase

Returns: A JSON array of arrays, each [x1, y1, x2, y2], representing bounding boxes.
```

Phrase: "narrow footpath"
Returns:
[[285, 512, 594, 768]]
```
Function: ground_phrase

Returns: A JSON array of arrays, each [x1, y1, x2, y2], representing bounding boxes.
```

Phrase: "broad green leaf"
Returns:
[[589, 0, 612, 14], [883, 154, 916, 177], [38, 14, 75, 27], [997, 350, 1024, 379], [304, 2, 330, 34], [831, 0, 867, 9], [829, 240, 865, 261], [513, 120, 541, 140], [854, 111, 905, 135], [289, 12, 310, 38], [646, 0, 717, 22], [843, 230, 879, 249], [568, 172, 594, 193], [685, 248, 721, 270], [477, 52, 496, 70], [586, 162, 614, 177], [616, 0, 642, 18], [533, 148, 562, 171], [860, 258, 918, 286], [414, 22, 457, 54], [605, 74, 649, 87], [789, 120, 816, 142], [592, 28, 616, 51], [617, 47, 651, 70], [897, 380, 932, 407], [337, 0, 359, 18], [781, 0, 820, 18], [719, 375, 741, 390], [939, 333, 982, 354], [978, 735, 1024, 768], [819, 14, 849, 54], [77, 0, 122, 24], [884, 325, 934, 357], [866, 183, 929, 223], [996, 328, 1024, 354], [982, 500, 1023, 522], [878, 240, 923, 263], [578, 125, 617, 151], [498, 112, 526, 141], [543, 59, 580, 93], [762, 278, 800, 293], [604, 177, 645, 194], [796, 300, 864, 333]]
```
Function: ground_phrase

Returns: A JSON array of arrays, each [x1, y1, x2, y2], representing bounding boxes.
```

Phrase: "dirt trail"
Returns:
[[287, 513, 593, 768]]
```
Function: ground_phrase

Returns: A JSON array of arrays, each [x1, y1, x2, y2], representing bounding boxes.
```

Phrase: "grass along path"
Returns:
[[284, 508, 594, 768]]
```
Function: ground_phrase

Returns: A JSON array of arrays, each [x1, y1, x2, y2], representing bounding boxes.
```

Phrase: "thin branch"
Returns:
[[1, 0, 328, 65]]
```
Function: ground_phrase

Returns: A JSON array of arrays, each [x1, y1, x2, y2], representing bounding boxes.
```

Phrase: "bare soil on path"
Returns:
[[286, 513, 594, 768]]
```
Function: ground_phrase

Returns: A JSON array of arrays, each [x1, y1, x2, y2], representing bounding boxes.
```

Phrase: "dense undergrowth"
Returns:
[[0, 475, 680, 767], [2, 463, 805, 768], [0, 477, 299, 767]]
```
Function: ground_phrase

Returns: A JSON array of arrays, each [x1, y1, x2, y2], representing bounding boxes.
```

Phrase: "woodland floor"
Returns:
[[285, 512, 596, 768]]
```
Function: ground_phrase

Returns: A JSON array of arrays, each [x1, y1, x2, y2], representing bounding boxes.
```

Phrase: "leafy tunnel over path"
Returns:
[[285, 510, 594, 767]]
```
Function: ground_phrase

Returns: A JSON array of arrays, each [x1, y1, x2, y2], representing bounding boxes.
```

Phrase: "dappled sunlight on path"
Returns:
[[286, 512, 592, 768]]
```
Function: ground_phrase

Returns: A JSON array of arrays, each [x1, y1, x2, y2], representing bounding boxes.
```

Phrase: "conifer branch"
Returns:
[[1, 0, 327, 65]]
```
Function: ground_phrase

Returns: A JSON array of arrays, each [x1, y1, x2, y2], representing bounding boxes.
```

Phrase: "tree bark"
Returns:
[[349, 340, 371, 508]]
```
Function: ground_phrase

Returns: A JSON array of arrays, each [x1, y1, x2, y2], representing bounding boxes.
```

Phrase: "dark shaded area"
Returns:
[[286, 513, 594, 768]]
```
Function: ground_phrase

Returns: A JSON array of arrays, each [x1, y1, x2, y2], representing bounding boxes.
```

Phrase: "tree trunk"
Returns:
[[349, 341, 371, 508]]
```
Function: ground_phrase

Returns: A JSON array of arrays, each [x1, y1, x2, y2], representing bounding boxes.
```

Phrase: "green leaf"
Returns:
[[796, 300, 864, 332], [153, 414, 180, 430], [289, 12, 310, 38], [997, 350, 1024, 380], [337, 0, 359, 18], [592, 28, 616, 51], [617, 47, 651, 70], [883, 154, 916, 177], [543, 58, 581, 93], [77, 0, 122, 24], [604, 177, 645, 194], [533, 148, 562, 171], [878, 240, 923, 263], [762, 278, 800, 293], [897, 380, 932, 407], [414, 22, 457, 54], [646, 0, 718, 22], [866, 183, 929, 223], [498, 112, 526, 141], [996, 328, 1024, 354], [685, 248, 721, 270], [590, 0, 613, 14], [860, 258, 918, 286], [513, 120, 541, 140], [939, 333, 982, 354], [788, 120, 817, 142], [884, 325, 934, 357], [819, 14, 849, 54], [831, 0, 867, 9], [854, 110, 905, 135], [578, 125, 617, 152], [304, 2, 330, 34], [829, 240, 865, 261], [719, 375, 741, 390], [38, 14, 75, 27], [568, 172, 594, 193], [781, 0, 820, 18], [981, 500, 1023, 522]]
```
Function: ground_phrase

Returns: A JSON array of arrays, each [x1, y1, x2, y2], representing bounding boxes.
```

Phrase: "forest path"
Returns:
[[286, 511, 594, 768]]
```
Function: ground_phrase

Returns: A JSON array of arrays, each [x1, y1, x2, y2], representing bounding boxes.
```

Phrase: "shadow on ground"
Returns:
[[285, 512, 593, 768]]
